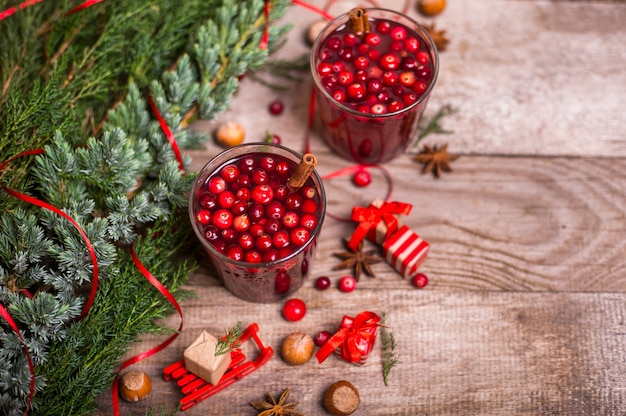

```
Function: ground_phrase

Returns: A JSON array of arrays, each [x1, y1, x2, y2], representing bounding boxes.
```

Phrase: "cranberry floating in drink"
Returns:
[[190, 144, 326, 302], [311, 8, 439, 164]]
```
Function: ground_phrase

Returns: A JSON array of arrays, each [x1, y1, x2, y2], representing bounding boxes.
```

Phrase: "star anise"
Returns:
[[414, 143, 458, 178], [333, 240, 382, 281], [250, 388, 305, 416], [424, 23, 450, 51]]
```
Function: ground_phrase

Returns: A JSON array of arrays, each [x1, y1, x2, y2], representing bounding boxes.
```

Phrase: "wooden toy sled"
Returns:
[[163, 323, 273, 411]]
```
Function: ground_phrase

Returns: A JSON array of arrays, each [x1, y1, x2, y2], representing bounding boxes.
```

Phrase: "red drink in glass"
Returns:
[[189, 144, 326, 302], [311, 8, 439, 164]]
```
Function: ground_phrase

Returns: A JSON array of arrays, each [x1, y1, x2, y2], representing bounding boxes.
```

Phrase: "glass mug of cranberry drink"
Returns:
[[189, 144, 326, 303], [311, 8, 439, 164]]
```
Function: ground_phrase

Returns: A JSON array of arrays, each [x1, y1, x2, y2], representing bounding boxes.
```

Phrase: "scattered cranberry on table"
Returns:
[[315, 276, 331, 290], [265, 132, 281, 145], [268, 99, 284, 115], [338, 275, 357, 293], [283, 298, 307, 321], [352, 169, 371, 187], [412, 273, 429, 288], [314, 330, 333, 347]]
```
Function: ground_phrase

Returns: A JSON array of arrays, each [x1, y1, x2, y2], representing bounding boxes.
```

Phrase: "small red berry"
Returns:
[[338, 275, 357, 293], [196, 210, 211, 225], [299, 213, 318, 230], [269, 99, 284, 115], [346, 83, 366, 100], [412, 273, 429, 288], [314, 330, 332, 347], [226, 245, 243, 261], [283, 298, 306, 322], [353, 170, 371, 187], [211, 209, 233, 229], [290, 227, 310, 246], [232, 214, 250, 232], [208, 176, 226, 194], [390, 26, 407, 41], [315, 276, 331, 290], [251, 184, 274, 204]]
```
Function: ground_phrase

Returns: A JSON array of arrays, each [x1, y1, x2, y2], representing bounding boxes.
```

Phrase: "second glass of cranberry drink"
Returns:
[[189, 144, 326, 303], [311, 8, 439, 164]]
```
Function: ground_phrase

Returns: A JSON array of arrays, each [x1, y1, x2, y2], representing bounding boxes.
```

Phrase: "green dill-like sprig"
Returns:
[[416, 103, 457, 143], [215, 321, 244, 356], [381, 312, 401, 386]]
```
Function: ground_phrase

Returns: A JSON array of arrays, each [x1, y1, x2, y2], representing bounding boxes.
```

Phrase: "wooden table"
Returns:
[[96, 0, 626, 414]]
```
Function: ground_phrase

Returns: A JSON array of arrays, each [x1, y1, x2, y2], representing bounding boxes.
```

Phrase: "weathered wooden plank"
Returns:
[[95, 289, 626, 415], [188, 151, 626, 293]]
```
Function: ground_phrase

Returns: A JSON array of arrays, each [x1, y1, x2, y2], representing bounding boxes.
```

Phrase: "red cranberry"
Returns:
[[255, 233, 273, 252], [263, 248, 279, 262], [221, 228, 237, 244], [412, 273, 429, 288], [371, 103, 387, 115], [264, 218, 280, 235], [260, 156, 276, 172], [367, 78, 383, 93], [317, 61, 333, 76], [389, 40, 404, 52], [325, 36, 341, 50], [338, 70, 354, 86], [220, 165, 240, 182], [346, 83, 366, 100], [343, 33, 357, 46], [251, 168, 268, 185], [339, 46, 353, 62], [237, 173, 251, 188], [203, 225, 219, 241], [213, 240, 226, 254], [379, 53, 400, 71], [285, 194, 302, 210], [376, 21, 391, 34], [365, 32, 381, 46], [283, 298, 306, 321], [332, 89, 347, 102], [199, 192, 217, 209], [353, 170, 371, 187], [413, 81, 428, 95], [265, 200, 285, 219], [208, 176, 226, 194], [403, 92, 418, 106], [275, 271, 291, 293], [238, 232, 254, 250], [238, 157, 256, 173], [232, 214, 250, 232], [382, 71, 398, 86], [401, 56, 417, 70], [236, 187, 251, 202], [390, 26, 407, 41], [314, 330, 332, 347], [269, 99, 284, 115], [301, 199, 317, 214], [338, 275, 357, 292], [272, 230, 290, 248], [388, 100, 404, 112], [274, 185, 288, 200], [399, 71, 416, 87], [315, 276, 331, 290], [245, 250, 262, 263], [249, 223, 265, 237], [416, 51, 430, 64], [353, 56, 369, 70], [196, 210, 211, 225], [331, 61, 344, 73], [217, 190, 235, 209], [211, 209, 233, 229], [354, 69, 368, 82], [251, 184, 273, 204], [248, 203, 264, 222], [226, 245, 243, 261], [290, 227, 310, 246], [416, 65, 432, 79], [231, 200, 247, 215], [404, 37, 420, 52], [282, 211, 300, 229], [299, 213, 317, 230]]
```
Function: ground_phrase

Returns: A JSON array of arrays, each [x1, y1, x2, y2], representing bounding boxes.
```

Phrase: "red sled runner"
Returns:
[[163, 322, 273, 411]]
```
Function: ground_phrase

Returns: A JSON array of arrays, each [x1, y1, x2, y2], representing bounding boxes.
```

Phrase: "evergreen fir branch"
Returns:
[[415, 103, 457, 144], [381, 312, 401, 386], [248, 53, 310, 91], [215, 321, 244, 356], [0, 1, 291, 414]]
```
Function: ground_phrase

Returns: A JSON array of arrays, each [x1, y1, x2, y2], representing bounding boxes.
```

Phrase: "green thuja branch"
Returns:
[[416, 103, 457, 143], [381, 312, 401, 386], [0, 0, 291, 414], [215, 321, 244, 356]]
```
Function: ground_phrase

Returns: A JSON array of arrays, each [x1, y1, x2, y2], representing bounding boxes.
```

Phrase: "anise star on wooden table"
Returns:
[[414, 143, 459, 178], [424, 22, 450, 51], [250, 388, 305, 416], [333, 240, 383, 281]]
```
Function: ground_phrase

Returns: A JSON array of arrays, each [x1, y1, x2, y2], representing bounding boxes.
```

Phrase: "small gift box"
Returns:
[[382, 225, 430, 280], [315, 311, 380, 366], [183, 330, 232, 385], [349, 199, 412, 250], [349, 199, 429, 279]]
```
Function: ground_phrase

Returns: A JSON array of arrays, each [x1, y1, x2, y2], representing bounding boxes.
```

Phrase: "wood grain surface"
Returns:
[[94, 0, 626, 415]]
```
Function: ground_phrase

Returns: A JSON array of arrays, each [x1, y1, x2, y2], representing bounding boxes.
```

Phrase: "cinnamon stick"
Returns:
[[347, 8, 370, 36], [287, 153, 318, 190]]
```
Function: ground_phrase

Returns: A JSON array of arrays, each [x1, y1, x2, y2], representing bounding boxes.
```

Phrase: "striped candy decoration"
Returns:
[[382, 225, 430, 279]]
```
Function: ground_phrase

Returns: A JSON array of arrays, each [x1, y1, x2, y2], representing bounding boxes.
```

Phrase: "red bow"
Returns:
[[315, 311, 381, 364], [348, 201, 412, 251]]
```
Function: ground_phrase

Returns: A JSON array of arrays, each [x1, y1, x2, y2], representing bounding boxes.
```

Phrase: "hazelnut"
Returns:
[[215, 121, 245, 148], [417, 0, 447, 17], [119, 370, 152, 402], [307, 19, 328, 45], [324, 380, 360, 415], [280, 332, 314, 365]]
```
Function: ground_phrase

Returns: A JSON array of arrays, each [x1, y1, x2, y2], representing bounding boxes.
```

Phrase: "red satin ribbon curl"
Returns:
[[347, 201, 412, 251], [315, 311, 381, 364]]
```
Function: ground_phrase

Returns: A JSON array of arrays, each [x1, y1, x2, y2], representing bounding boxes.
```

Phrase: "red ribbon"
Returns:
[[0, 304, 35, 415], [111, 244, 183, 416], [315, 311, 380, 364], [147, 96, 185, 171], [347, 200, 412, 251]]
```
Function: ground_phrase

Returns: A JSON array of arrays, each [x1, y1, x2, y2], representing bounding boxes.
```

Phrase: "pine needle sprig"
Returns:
[[381, 312, 401, 386], [414, 103, 457, 145], [215, 321, 244, 356]]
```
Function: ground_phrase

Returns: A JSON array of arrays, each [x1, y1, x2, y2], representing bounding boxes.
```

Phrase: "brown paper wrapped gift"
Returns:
[[183, 330, 232, 385]]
